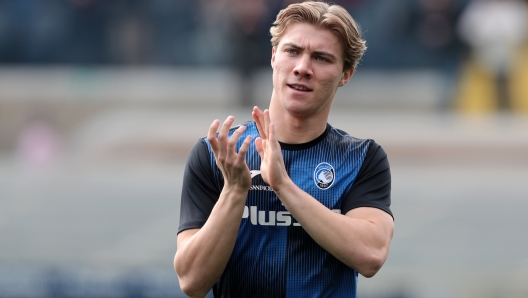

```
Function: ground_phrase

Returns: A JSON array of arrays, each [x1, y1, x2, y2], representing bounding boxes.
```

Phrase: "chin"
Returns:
[[283, 103, 315, 118]]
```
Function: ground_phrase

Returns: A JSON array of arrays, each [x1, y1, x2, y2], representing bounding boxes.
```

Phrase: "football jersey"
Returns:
[[178, 121, 392, 298]]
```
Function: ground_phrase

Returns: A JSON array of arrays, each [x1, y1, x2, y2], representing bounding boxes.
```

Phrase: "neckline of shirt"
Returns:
[[278, 123, 331, 151]]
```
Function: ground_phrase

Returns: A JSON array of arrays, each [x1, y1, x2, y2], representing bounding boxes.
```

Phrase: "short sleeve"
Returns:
[[178, 139, 221, 234], [341, 140, 393, 219]]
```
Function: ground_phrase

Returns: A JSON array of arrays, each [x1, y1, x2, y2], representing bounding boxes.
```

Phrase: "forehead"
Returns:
[[278, 22, 344, 57]]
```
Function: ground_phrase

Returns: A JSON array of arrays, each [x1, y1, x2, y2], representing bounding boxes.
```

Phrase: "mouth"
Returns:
[[288, 84, 312, 92]]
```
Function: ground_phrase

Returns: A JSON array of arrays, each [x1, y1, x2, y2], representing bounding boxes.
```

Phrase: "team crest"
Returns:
[[314, 162, 335, 190]]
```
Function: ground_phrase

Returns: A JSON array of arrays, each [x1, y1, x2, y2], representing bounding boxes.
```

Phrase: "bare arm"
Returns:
[[275, 182, 393, 277], [174, 116, 251, 297], [252, 107, 394, 277]]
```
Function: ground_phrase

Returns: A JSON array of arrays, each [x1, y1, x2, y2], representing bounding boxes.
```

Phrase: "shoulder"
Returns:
[[186, 138, 214, 175], [329, 126, 387, 156], [329, 126, 366, 143], [341, 137, 392, 218], [326, 125, 373, 154], [327, 126, 390, 183], [362, 140, 390, 171]]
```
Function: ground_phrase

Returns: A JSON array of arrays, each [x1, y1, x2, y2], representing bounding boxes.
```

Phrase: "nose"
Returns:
[[293, 54, 313, 79]]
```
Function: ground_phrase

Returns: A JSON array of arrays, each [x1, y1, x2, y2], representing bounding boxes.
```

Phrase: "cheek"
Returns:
[[272, 66, 287, 86], [272, 71, 280, 89], [319, 75, 342, 94]]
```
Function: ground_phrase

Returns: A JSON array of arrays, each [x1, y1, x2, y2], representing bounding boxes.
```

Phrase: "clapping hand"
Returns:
[[252, 107, 290, 193], [207, 116, 252, 191]]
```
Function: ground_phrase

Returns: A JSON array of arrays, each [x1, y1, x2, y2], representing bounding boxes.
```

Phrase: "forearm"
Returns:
[[276, 180, 393, 277], [175, 187, 247, 296]]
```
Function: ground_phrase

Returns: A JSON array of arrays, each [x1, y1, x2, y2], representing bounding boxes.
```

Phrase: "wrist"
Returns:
[[222, 183, 250, 200], [272, 177, 295, 198]]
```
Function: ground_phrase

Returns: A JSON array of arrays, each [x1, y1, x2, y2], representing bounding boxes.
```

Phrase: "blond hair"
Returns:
[[270, 1, 366, 70]]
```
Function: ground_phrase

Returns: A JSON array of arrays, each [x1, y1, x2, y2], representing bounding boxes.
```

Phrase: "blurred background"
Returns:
[[0, 0, 528, 297]]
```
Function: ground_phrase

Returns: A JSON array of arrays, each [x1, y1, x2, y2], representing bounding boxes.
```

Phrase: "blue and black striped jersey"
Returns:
[[179, 121, 392, 298]]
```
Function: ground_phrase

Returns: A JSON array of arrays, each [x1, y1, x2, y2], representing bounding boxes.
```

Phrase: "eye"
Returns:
[[286, 49, 298, 55], [316, 56, 329, 62]]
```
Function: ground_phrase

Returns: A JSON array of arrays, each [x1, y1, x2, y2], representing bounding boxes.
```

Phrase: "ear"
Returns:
[[338, 67, 354, 87], [271, 47, 276, 69]]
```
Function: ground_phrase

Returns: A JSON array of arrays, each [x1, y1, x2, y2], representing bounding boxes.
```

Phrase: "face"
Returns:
[[271, 22, 353, 119]]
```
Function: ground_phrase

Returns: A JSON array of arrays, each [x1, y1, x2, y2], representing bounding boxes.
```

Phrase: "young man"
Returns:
[[174, 2, 394, 297]]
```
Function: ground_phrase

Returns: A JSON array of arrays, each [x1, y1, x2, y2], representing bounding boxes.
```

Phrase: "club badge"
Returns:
[[314, 162, 335, 190]]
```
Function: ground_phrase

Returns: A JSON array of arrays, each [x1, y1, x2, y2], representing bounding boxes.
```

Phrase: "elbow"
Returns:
[[174, 255, 211, 298], [358, 263, 382, 278], [178, 277, 210, 298], [173, 253, 182, 279], [356, 251, 387, 278]]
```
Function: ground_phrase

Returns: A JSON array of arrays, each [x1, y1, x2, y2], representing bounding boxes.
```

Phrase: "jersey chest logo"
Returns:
[[314, 162, 335, 190]]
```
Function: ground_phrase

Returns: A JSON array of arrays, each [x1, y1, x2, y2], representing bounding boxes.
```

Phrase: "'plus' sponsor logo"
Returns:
[[242, 206, 341, 226]]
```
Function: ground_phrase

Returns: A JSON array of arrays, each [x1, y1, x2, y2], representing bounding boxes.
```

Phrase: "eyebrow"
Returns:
[[283, 42, 338, 61]]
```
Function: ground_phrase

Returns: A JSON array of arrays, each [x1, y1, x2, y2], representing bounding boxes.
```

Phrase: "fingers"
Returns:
[[208, 116, 252, 163], [207, 119, 220, 155], [255, 137, 264, 159], [252, 106, 268, 140], [268, 122, 275, 143], [228, 125, 246, 158], [263, 109, 271, 139], [207, 116, 253, 190], [268, 122, 283, 157], [268, 122, 278, 153], [238, 135, 253, 160], [253, 107, 276, 160], [217, 116, 234, 161]]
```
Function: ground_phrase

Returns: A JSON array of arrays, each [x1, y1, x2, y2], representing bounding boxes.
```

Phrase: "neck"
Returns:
[[268, 92, 330, 144]]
